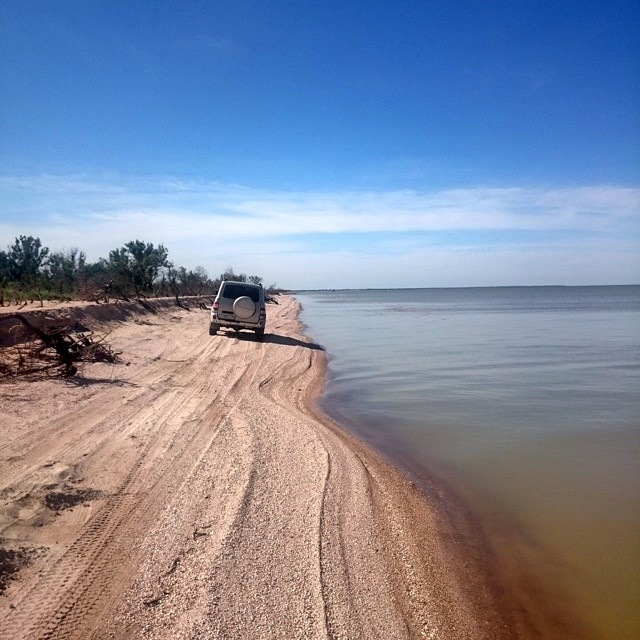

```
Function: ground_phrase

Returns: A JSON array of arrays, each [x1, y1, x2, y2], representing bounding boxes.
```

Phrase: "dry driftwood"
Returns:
[[0, 314, 121, 379]]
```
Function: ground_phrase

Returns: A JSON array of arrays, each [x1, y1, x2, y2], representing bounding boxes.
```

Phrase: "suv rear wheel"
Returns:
[[209, 323, 219, 335]]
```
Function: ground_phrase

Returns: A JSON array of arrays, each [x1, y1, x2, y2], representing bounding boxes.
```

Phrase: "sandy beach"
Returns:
[[1, 295, 521, 639]]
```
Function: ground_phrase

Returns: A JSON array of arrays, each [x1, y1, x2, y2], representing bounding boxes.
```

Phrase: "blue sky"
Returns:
[[1, 1, 638, 288]]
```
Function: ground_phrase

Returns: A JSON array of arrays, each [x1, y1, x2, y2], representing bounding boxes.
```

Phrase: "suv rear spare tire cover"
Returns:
[[233, 296, 256, 319]]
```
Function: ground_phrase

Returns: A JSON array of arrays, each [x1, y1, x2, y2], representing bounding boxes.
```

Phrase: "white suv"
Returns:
[[210, 281, 266, 339]]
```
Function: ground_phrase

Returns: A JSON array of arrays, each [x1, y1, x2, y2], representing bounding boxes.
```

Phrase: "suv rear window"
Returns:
[[221, 283, 261, 302]]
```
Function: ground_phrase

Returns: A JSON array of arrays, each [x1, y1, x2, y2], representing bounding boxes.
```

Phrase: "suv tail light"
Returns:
[[213, 301, 219, 313]]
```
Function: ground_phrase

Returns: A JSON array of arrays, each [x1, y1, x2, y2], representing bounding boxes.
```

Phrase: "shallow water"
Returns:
[[296, 286, 640, 639]]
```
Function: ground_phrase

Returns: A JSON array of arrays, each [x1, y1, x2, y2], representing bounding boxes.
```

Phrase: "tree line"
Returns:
[[0, 235, 273, 306]]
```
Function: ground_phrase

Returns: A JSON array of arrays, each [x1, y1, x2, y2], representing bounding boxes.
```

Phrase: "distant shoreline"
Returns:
[[293, 283, 639, 292]]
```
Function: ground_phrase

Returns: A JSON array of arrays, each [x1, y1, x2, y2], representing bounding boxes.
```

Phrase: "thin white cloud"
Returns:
[[2, 174, 638, 237], [1, 174, 638, 287]]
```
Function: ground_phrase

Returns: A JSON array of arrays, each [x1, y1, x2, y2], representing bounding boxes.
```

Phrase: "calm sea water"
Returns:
[[296, 286, 640, 640]]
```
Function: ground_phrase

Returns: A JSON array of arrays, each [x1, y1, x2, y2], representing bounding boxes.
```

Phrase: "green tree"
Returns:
[[45, 248, 86, 296], [0, 250, 9, 305], [218, 267, 263, 288], [76, 258, 112, 300], [82, 258, 110, 282], [180, 265, 212, 295], [6, 235, 49, 285], [164, 264, 213, 297], [220, 266, 246, 283], [108, 240, 169, 298], [0, 250, 9, 281]]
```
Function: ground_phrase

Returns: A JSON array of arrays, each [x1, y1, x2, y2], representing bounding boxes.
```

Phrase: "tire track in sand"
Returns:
[[1, 309, 269, 639]]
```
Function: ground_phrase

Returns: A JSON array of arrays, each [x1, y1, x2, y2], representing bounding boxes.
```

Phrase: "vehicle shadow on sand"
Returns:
[[221, 330, 324, 351], [263, 333, 324, 350]]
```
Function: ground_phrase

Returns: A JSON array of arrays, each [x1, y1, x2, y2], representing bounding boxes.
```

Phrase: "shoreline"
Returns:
[[299, 296, 595, 640], [0, 294, 559, 637], [289, 300, 525, 638]]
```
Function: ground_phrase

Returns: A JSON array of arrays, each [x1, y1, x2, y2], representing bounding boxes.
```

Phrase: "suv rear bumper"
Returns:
[[211, 313, 264, 330]]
